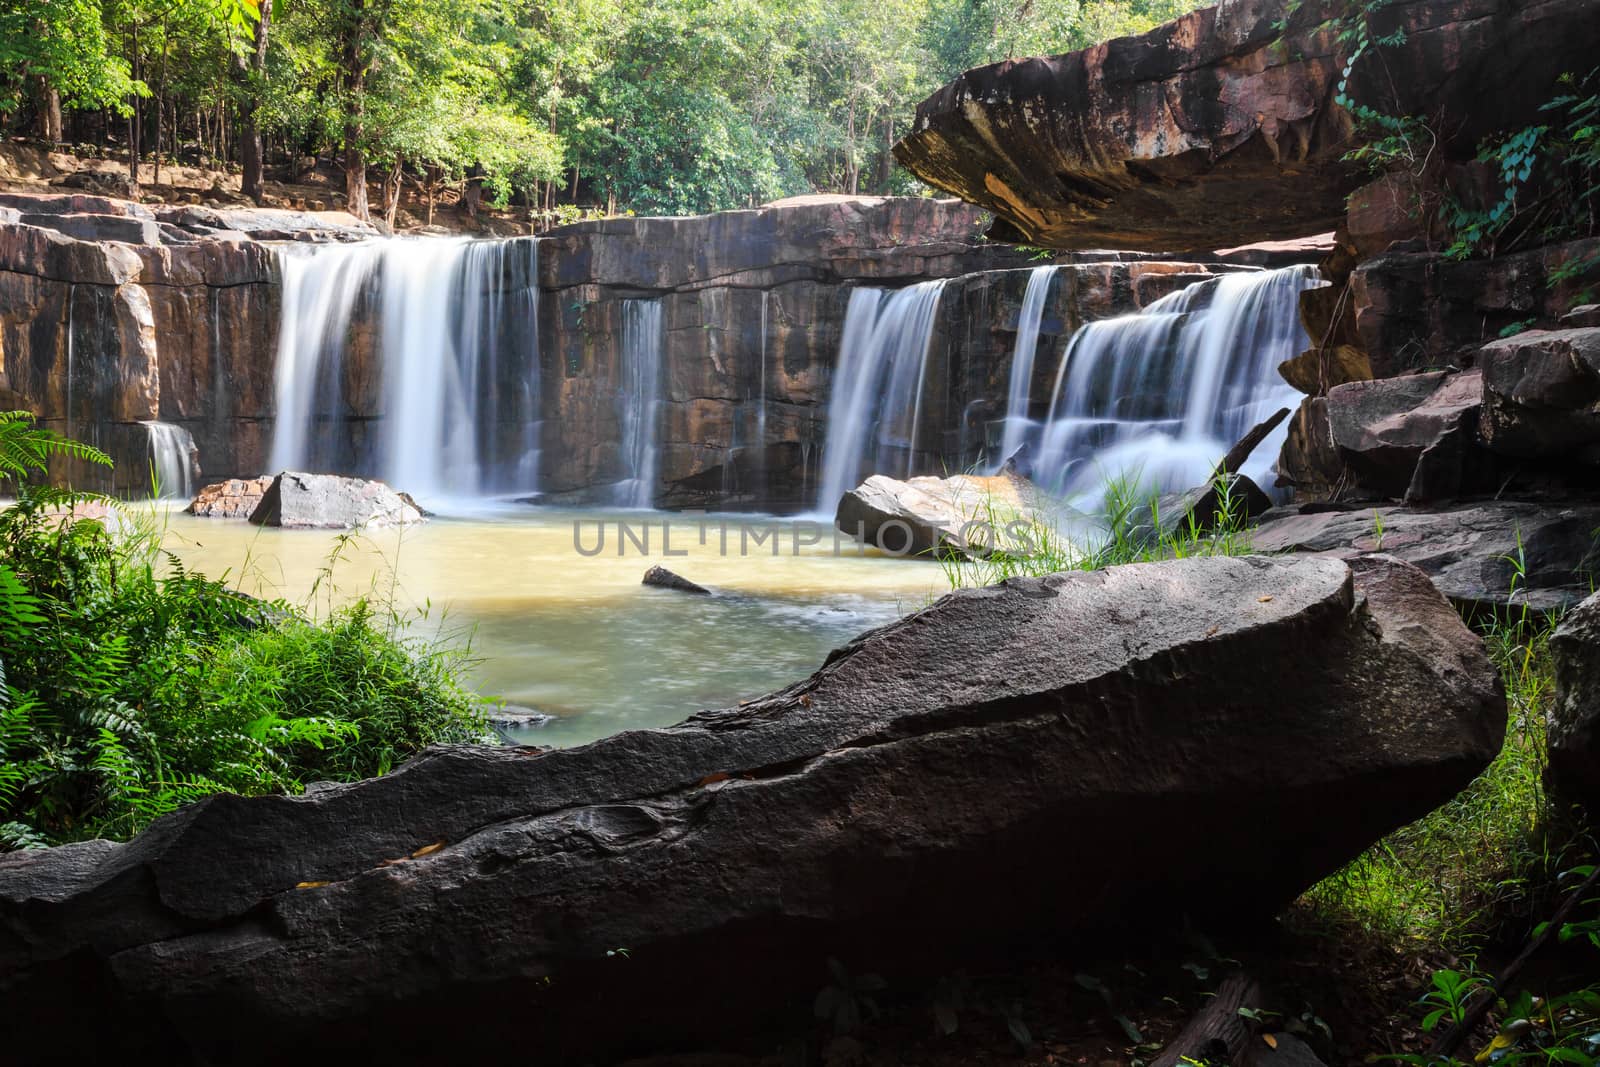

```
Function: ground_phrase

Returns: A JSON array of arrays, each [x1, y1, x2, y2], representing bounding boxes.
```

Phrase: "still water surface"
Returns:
[[158, 505, 942, 748]]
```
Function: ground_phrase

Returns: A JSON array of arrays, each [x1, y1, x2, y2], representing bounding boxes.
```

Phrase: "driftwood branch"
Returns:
[[1153, 973, 1263, 1067], [1430, 863, 1600, 1059], [1213, 407, 1292, 481]]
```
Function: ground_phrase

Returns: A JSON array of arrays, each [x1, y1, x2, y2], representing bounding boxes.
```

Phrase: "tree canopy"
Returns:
[[0, 0, 1200, 219]]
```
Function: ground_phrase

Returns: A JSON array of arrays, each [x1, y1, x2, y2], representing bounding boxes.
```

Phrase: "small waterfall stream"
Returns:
[[816, 279, 947, 510], [1035, 265, 1319, 503], [996, 265, 1061, 466], [142, 421, 195, 500], [616, 299, 665, 508], [268, 237, 541, 501]]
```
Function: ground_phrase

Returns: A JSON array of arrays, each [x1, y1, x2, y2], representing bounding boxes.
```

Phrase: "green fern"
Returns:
[[0, 411, 111, 485]]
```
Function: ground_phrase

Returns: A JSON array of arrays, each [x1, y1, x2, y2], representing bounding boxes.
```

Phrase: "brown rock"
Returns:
[[1351, 238, 1600, 377], [835, 470, 1051, 559], [1252, 500, 1600, 611], [1278, 343, 1372, 395], [1324, 370, 1484, 503], [894, 0, 1600, 250], [1478, 328, 1600, 460], [188, 476, 274, 519]]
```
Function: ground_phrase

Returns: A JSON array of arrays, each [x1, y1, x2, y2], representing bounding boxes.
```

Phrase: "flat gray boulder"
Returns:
[[1252, 501, 1600, 612], [0, 555, 1503, 1064], [835, 470, 1051, 559], [248, 471, 426, 529]]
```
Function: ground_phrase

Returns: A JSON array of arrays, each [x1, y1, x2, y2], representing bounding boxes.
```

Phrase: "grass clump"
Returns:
[[938, 468, 1258, 590], [0, 414, 487, 849]]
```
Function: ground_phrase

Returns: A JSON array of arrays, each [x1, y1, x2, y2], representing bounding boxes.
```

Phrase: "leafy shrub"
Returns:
[[0, 414, 487, 849]]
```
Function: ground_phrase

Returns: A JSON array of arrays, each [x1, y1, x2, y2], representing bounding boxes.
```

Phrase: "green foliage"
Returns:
[[814, 957, 886, 1035], [1, 0, 1209, 216], [1382, 969, 1600, 1065], [0, 0, 144, 116], [0, 418, 487, 848]]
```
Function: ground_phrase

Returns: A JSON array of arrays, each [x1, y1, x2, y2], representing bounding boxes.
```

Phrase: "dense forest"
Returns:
[[0, 0, 1197, 221]]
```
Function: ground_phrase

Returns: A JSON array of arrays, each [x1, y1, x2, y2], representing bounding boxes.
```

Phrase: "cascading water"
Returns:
[[1034, 265, 1320, 505], [816, 279, 947, 510], [996, 265, 1061, 466], [141, 421, 195, 500], [615, 299, 664, 508], [268, 236, 541, 502]]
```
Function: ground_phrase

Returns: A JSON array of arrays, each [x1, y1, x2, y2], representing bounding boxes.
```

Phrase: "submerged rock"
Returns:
[[642, 565, 711, 595], [1251, 501, 1600, 612], [187, 475, 273, 519], [835, 470, 1048, 559], [0, 554, 1504, 1063], [247, 472, 426, 529]]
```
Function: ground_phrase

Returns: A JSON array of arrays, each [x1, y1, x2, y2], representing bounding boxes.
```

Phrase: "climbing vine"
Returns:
[[1320, 0, 1600, 261]]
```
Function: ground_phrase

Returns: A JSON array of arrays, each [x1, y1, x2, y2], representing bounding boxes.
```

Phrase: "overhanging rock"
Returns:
[[894, 0, 1600, 250]]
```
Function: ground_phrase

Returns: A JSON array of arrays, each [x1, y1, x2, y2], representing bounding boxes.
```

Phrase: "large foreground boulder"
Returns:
[[248, 471, 426, 529], [0, 554, 1503, 1064], [1252, 501, 1600, 612], [1549, 590, 1600, 814]]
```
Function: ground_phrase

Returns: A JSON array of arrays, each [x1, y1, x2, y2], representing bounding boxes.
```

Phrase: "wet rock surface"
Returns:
[[641, 565, 712, 595], [0, 554, 1504, 1064]]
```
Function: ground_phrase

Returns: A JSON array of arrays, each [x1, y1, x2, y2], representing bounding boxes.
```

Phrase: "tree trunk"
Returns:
[[341, 6, 370, 221], [845, 97, 859, 195], [382, 155, 402, 228], [464, 163, 483, 219], [1151, 974, 1263, 1067], [34, 79, 63, 143], [236, 0, 272, 204], [154, 20, 170, 186], [127, 23, 141, 192]]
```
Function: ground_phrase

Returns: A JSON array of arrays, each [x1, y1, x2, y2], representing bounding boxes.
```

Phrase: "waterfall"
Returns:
[[1035, 265, 1320, 505], [268, 237, 541, 501], [616, 299, 664, 508], [141, 421, 195, 500], [996, 265, 1061, 466], [816, 279, 946, 510]]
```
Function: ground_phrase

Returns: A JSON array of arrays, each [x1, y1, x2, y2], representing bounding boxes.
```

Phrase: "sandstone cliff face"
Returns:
[[534, 201, 1241, 508], [893, 0, 1600, 251], [0, 192, 359, 492], [0, 188, 1280, 509]]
